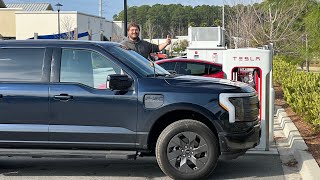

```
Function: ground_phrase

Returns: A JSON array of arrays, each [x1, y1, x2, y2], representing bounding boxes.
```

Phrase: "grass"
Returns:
[[297, 66, 320, 73]]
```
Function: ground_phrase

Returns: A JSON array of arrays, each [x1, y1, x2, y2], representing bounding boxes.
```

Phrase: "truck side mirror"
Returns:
[[107, 74, 133, 91]]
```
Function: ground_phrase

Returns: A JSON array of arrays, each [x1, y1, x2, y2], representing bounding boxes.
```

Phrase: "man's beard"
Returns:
[[129, 34, 139, 41]]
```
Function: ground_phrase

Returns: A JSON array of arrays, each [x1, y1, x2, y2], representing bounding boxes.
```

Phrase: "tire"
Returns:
[[156, 119, 219, 180]]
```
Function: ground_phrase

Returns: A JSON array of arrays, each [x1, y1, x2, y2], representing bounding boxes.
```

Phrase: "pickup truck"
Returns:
[[0, 40, 260, 180]]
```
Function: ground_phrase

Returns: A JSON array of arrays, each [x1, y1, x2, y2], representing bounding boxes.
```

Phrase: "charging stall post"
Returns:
[[222, 45, 275, 151]]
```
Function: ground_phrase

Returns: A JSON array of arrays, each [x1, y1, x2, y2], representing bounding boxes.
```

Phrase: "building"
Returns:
[[0, 1, 54, 39], [0, 0, 19, 39], [0, 0, 125, 41], [5, 2, 53, 11]]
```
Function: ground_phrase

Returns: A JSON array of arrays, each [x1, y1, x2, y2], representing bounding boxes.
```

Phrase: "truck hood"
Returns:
[[164, 75, 255, 93]]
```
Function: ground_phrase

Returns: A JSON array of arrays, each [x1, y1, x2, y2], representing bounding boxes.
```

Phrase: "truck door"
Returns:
[[49, 48, 138, 149], [0, 47, 50, 144]]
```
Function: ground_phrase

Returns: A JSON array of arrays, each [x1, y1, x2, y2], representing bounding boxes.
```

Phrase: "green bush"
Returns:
[[273, 56, 320, 131]]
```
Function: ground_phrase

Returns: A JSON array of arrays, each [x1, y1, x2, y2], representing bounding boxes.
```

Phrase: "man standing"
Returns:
[[121, 22, 171, 60]]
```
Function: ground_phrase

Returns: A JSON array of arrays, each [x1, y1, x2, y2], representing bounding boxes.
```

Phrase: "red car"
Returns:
[[150, 52, 168, 60], [156, 58, 224, 78]]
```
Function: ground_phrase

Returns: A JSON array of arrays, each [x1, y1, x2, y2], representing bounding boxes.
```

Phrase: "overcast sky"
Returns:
[[4, 0, 258, 20]]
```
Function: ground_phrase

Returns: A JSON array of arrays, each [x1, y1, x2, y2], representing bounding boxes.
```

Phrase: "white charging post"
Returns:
[[222, 45, 274, 151]]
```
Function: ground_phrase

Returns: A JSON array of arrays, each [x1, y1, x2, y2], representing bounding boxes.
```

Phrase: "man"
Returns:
[[121, 22, 171, 60]]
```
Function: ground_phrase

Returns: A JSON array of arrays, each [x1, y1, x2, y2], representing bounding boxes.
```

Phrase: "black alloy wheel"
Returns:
[[156, 119, 219, 180]]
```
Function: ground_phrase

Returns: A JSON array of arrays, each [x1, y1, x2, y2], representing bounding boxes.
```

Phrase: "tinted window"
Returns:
[[209, 64, 222, 74], [159, 62, 176, 71], [0, 48, 45, 82], [178, 62, 207, 76], [60, 49, 121, 89]]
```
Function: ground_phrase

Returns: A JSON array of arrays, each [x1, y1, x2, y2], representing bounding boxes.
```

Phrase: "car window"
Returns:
[[177, 62, 188, 75], [185, 62, 207, 76], [209, 64, 222, 74], [0, 48, 46, 82], [158, 62, 176, 71], [60, 49, 122, 89]]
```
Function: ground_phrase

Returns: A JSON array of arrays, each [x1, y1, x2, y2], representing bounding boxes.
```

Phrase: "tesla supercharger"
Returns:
[[222, 45, 274, 151]]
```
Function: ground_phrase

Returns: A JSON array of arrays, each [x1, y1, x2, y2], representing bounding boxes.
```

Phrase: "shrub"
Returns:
[[273, 56, 320, 131]]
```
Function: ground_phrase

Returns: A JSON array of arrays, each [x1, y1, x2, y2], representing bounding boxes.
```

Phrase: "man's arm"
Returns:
[[158, 35, 171, 51]]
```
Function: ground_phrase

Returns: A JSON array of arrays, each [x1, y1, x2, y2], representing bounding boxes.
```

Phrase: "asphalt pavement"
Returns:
[[0, 154, 285, 180]]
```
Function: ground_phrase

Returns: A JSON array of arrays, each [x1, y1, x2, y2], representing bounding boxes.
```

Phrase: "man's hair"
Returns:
[[127, 22, 140, 31]]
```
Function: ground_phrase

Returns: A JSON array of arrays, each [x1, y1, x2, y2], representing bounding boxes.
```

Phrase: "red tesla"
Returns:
[[156, 59, 224, 78]]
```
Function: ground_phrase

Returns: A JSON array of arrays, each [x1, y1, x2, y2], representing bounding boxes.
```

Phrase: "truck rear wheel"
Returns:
[[156, 119, 219, 180]]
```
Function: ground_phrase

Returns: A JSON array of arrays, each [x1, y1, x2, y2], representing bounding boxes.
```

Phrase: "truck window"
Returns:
[[60, 49, 122, 89], [0, 48, 45, 82]]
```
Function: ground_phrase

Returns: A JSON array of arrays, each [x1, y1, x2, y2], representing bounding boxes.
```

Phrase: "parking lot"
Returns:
[[0, 154, 285, 180]]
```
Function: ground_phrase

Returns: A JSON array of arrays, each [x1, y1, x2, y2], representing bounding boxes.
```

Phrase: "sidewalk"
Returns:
[[274, 106, 320, 180]]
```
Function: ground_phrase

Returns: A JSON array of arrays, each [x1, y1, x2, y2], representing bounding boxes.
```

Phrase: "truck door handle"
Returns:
[[53, 94, 73, 101]]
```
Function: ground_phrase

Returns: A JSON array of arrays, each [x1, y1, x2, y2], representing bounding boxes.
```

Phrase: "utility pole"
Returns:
[[222, 4, 225, 29], [99, 0, 102, 17], [124, 0, 127, 37], [55, 3, 63, 39]]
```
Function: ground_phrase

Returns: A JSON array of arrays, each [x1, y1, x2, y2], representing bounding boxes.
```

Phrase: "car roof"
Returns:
[[156, 58, 222, 66], [0, 40, 119, 48]]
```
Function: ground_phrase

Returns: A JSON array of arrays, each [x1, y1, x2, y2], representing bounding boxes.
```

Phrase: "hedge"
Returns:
[[273, 57, 320, 131]]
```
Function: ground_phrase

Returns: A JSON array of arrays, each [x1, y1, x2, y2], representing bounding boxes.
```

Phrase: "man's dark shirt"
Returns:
[[121, 37, 160, 59]]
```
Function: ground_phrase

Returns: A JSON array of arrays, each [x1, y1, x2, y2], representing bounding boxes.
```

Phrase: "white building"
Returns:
[[0, 0, 125, 41], [15, 11, 113, 41]]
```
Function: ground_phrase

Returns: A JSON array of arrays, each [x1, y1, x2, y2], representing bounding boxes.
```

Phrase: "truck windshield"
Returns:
[[108, 45, 170, 77]]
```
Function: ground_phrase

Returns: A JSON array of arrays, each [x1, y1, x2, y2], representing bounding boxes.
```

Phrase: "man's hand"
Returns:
[[166, 35, 171, 45], [158, 35, 172, 51]]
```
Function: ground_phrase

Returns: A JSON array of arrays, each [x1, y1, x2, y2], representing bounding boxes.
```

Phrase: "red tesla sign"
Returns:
[[233, 57, 261, 61]]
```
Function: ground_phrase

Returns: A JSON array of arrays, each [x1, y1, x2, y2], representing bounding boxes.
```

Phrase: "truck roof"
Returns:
[[0, 40, 119, 48]]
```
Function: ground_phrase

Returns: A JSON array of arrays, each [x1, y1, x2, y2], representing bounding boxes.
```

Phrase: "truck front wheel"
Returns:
[[156, 119, 219, 180]]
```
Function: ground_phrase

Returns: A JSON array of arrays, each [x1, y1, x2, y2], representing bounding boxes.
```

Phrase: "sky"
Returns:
[[4, 0, 257, 20]]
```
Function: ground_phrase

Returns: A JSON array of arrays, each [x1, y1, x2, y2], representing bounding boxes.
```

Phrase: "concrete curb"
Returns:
[[275, 107, 320, 180]]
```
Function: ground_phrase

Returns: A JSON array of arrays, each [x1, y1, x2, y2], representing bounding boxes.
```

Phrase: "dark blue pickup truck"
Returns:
[[0, 40, 260, 180]]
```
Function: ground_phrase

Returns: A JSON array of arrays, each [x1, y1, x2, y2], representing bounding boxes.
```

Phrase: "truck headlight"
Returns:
[[229, 96, 259, 122]]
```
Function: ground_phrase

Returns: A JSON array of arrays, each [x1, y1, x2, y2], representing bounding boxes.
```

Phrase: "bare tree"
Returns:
[[225, 2, 253, 48], [254, 0, 306, 50], [145, 19, 156, 41], [225, 0, 307, 51], [61, 16, 76, 40], [168, 25, 176, 39], [111, 23, 125, 42]]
